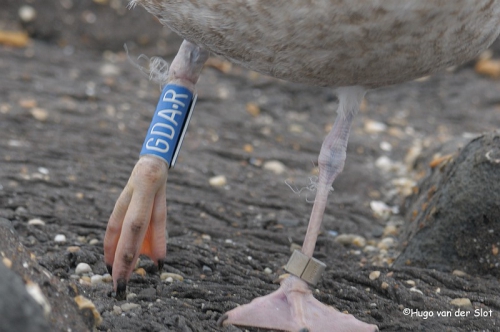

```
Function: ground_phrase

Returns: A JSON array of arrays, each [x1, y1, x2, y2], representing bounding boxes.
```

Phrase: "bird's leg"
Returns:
[[220, 86, 377, 332], [302, 86, 364, 257], [103, 40, 208, 299]]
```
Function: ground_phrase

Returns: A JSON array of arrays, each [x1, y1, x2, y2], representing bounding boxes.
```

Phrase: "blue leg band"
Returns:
[[140, 84, 197, 168]]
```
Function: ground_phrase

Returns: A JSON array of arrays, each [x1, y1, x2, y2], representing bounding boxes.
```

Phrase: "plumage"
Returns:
[[132, 0, 500, 87]]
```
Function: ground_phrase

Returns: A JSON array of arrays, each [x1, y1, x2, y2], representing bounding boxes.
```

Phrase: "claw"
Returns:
[[158, 259, 165, 272], [106, 264, 113, 276], [116, 278, 127, 300]]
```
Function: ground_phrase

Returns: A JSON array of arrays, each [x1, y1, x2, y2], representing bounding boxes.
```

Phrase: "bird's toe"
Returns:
[[217, 314, 228, 327], [157, 258, 165, 273]]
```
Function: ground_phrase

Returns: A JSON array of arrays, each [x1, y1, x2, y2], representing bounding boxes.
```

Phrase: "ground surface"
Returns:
[[1, 1, 500, 331]]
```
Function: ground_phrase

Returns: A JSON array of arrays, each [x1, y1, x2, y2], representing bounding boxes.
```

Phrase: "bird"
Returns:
[[103, 1, 500, 331]]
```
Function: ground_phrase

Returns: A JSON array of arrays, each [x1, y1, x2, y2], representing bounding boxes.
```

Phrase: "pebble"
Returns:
[[382, 224, 398, 237], [370, 201, 399, 219], [404, 142, 423, 168], [327, 230, 338, 237], [126, 293, 137, 301], [202, 265, 212, 273], [28, 218, 45, 226], [264, 267, 272, 274], [99, 63, 121, 76], [201, 234, 211, 241], [90, 275, 103, 285], [369, 271, 381, 280], [100, 274, 112, 283], [160, 272, 184, 282], [54, 234, 66, 243], [405, 280, 416, 286], [377, 237, 396, 250], [80, 276, 91, 285], [2, 257, 12, 268], [475, 55, 500, 78], [164, 277, 174, 283], [18, 5, 36, 22], [217, 86, 230, 100], [246, 102, 260, 117], [249, 157, 263, 167], [26, 281, 51, 316], [19, 99, 37, 109], [82, 11, 97, 24], [66, 246, 80, 253], [243, 144, 254, 153], [388, 126, 405, 138], [380, 141, 392, 151], [0, 31, 28, 48], [209, 175, 227, 187], [30, 108, 48, 121], [381, 282, 389, 290], [120, 303, 140, 312], [134, 268, 147, 277], [89, 239, 99, 245], [289, 124, 304, 133], [364, 120, 387, 134], [75, 263, 92, 275], [374, 156, 397, 173], [363, 245, 378, 253], [391, 177, 416, 197], [409, 287, 423, 295], [15, 206, 28, 216], [263, 160, 286, 175], [452, 270, 468, 277], [450, 298, 472, 307], [334, 234, 366, 247], [113, 305, 122, 315]]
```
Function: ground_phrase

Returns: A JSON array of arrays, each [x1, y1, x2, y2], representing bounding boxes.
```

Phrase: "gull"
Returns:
[[103, 1, 500, 331]]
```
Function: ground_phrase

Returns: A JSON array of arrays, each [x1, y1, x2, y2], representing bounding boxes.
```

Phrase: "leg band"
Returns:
[[140, 84, 197, 168], [285, 250, 326, 286]]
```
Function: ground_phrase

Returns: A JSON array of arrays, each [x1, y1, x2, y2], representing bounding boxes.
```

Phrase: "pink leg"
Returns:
[[103, 40, 209, 299], [220, 87, 377, 332], [302, 107, 354, 257]]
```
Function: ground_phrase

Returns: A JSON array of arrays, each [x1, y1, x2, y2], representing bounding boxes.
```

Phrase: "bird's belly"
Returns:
[[135, 0, 500, 88]]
